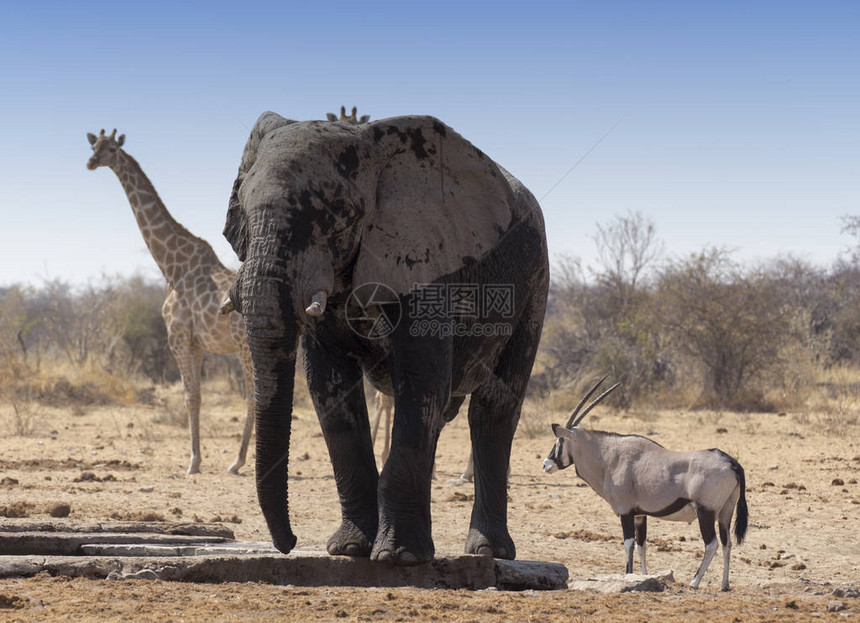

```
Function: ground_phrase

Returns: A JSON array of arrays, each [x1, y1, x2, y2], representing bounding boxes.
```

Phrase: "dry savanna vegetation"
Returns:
[[1, 213, 859, 621]]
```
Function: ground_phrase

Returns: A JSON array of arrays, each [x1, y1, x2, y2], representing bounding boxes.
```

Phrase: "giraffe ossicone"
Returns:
[[325, 106, 371, 124]]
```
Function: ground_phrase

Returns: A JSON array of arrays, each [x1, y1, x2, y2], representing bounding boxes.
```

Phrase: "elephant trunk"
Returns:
[[242, 274, 300, 555]]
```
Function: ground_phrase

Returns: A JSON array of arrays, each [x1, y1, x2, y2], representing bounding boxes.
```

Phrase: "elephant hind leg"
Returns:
[[465, 316, 543, 560]]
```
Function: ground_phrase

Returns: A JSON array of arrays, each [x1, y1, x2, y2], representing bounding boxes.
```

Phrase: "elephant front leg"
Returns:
[[372, 335, 452, 565], [303, 333, 379, 557]]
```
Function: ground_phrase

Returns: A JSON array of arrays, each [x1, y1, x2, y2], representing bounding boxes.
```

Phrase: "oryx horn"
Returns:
[[564, 374, 620, 428], [570, 382, 620, 428]]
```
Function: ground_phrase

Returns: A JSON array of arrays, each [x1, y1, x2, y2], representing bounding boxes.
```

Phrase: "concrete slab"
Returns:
[[0, 532, 230, 556], [0, 522, 568, 590], [79, 542, 278, 557], [0, 551, 569, 591], [0, 521, 234, 538]]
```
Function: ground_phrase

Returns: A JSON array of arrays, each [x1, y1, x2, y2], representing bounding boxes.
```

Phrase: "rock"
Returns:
[[568, 571, 675, 593], [73, 472, 100, 483], [833, 587, 860, 599], [106, 569, 159, 581], [0, 478, 19, 486], [832, 478, 845, 486], [0, 593, 28, 609], [828, 600, 847, 612], [124, 569, 160, 581], [138, 486, 154, 493], [495, 559, 568, 590], [48, 503, 71, 518]]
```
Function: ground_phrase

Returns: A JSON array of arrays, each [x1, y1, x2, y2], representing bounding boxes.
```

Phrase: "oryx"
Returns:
[[544, 376, 748, 591]]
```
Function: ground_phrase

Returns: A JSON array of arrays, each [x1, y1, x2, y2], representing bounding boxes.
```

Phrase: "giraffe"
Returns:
[[86, 128, 254, 476]]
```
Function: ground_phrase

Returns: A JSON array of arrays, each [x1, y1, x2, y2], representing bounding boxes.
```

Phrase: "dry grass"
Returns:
[[780, 364, 860, 434], [0, 399, 42, 436], [3, 350, 858, 442]]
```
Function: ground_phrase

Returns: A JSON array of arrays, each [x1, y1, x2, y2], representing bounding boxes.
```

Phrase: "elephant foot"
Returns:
[[465, 527, 516, 560], [327, 519, 375, 558], [370, 523, 434, 566]]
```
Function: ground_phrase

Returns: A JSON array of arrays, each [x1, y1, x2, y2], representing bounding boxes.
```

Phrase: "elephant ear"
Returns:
[[224, 112, 297, 261], [353, 117, 517, 295]]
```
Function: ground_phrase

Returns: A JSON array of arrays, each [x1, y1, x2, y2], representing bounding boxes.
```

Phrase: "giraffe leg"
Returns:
[[169, 334, 203, 475], [381, 396, 392, 464], [228, 344, 254, 475], [371, 392, 383, 458], [459, 452, 475, 483]]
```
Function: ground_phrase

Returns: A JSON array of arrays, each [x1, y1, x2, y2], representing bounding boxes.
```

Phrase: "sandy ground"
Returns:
[[0, 382, 858, 621]]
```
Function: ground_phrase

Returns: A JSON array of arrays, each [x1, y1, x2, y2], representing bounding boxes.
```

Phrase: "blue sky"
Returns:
[[1, 1, 858, 287]]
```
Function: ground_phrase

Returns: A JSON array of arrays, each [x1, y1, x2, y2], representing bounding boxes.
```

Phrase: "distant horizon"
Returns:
[[2, 1, 857, 288]]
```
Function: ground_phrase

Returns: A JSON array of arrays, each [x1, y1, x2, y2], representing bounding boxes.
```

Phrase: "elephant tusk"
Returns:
[[219, 297, 235, 315], [305, 291, 327, 317]]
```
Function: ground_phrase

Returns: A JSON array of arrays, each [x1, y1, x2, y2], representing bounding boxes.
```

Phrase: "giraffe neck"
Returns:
[[110, 150, 217, 285]]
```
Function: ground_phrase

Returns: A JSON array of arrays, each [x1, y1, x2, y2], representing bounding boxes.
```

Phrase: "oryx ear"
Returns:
[[552, 423, 575, 439], [87, 133, 97, 145], [116, 134, 125, 146]]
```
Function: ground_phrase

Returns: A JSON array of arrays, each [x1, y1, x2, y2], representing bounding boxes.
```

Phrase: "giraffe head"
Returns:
[[325, 106, 370, 124], [86, 128, 126, 170]]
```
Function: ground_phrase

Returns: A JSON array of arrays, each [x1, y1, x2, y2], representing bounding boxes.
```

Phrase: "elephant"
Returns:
[[222, 111, 549, 565]]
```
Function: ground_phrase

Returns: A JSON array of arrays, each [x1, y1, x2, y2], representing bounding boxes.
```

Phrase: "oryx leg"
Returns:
[[634, 515, 648, 574], [717, 497, 737, 591], [691, 507, 718, 588], [620, 513, 636, 574]]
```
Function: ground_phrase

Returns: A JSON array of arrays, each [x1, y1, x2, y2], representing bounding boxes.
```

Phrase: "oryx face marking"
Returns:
[[543, 438, 568, 473]]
